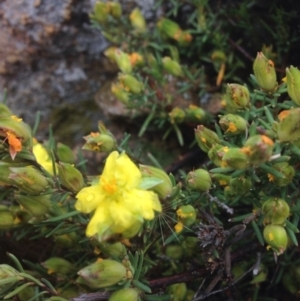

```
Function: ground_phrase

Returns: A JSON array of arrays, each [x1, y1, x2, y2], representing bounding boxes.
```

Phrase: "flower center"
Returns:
[[101, 176, 118, 194]]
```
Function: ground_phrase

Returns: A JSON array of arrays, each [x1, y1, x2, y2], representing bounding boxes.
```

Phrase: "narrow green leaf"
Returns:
[[251, 220, 264, 246]]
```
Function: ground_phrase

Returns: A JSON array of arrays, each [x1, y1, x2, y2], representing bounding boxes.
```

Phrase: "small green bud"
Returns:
[[230, 176, 252, 194], [139, 165, 173, 199], [129, 8, 146, 33], [225, 84, 250, 111], [83, 123, 117, 152], [211, 50, 227, 63], [111, 82, 130, 104], [219, 114, 247, 135], [194, 125, 220, 152], [42, 257, 74, 275], [56, 142, 75, 164], [114, 49, 132, 74], [262, 198, 290, 225], [208, 144, 226, 167], [165, 244, 183, 260], [186, 169, 211, 191], [58, 162, 85, 193], [253, 52, 277, 92], [98, 242, 127, 259], [185, 105, 206, 123], [222, 147, 250, 169], [54, 232, 79, 248], [77, 259, 127, 289], [18, 286, 35, 301], [263, 224, 288, 255], [157, 18, 181, 39], [109, 2, 122, 19], [92, 2, 110, 24], [9, 165, 49, 194], [162, 57, 183, 77], [175, 205, 197, 233], [0, 209, 16, 229], [119, 74, 143, 94], [286, 66, 300, 106], [169, 107, 186, 124], [277, 108, 300, 142], [268, 162, 295, 186], [15, 193, 52, 216], [109, 288, 139, 301], [242, 135, 274, 165], [167, 283, 187, 301]]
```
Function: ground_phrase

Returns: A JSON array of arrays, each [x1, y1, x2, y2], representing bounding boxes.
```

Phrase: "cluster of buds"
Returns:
[[169, 105, 206, 124], [157, 18, 192, 46], [223, 84, 250, 112], [90, 1, 122, 24], [262, 198, 290, 255], [83, 122, 117, 153]]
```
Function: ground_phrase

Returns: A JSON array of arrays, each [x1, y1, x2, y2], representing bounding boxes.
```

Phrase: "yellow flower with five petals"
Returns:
[[75, 151, 161, 241]]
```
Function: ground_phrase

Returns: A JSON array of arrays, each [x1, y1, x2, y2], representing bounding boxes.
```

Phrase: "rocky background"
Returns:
[[0, 0, 155, 142]]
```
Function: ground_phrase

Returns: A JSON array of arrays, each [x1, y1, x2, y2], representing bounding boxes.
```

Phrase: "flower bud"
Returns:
[[208, 144, 226, 167], [263, 224, 288, 255], [42, 257, 74, 275], [119, 74, 143, 94], [277, 108, 300, 142], [253, 52, 277, 92], [14, 193, 52, 216], [262, 198, 290, 225], [165, 244, 183, 260], [169, 107, 186, 124], [186, 169, 211, 191], [268, 162, 295, 186], [194, 125, 220, 152], [77, 259, 127, 289], [176, 30, 193, 47], [129, 8, 146, 33], [9, 165, 49, 194], [92, 2, 110, 24], [111, 82, 130, 104], [185, 105, 206, 123], [109, 2, 122, 19], [0, 103, 13, 116], [286, 66, 300, 106], [129, 52, 144, 68], [228, 176, 252, 197], [167, 283, 187, 301], [83, 123, 117, 152], [225, 84, 250, 111], [120, 220, 142, 239], [54, 232, 79, 248], [174, 205, 197, 233], [157, 18, 181, 39], [114, 49, 132, 74], [109, 288, 139, 301], [98, 242, 127, 259], [56, 142, 75, 164], [242, 135, 274, 165], [162, 57, 183, 77], [222, 147, 250, 169], [0, 116, 32, 159], [219, 114, 247, 135], [211, 50, 227, 63], [139, 165, 173, 199], [58, 162, 85, 193], [18, 286, 35, 301], [0, 209, 16, 229]]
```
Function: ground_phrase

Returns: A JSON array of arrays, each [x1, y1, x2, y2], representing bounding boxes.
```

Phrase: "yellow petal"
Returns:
[[109, 201, 136, 232], [86, 205, 111, 237], [115, 152, 141, 188], [101, 151, 118, 179], [75, 185, 104, 213]]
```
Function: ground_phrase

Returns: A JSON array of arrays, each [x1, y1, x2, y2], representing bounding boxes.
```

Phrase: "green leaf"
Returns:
[[138, 177, 163, 190]]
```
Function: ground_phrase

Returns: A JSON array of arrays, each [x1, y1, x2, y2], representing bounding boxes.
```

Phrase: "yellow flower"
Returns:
[[75, 151, 161, 240]]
